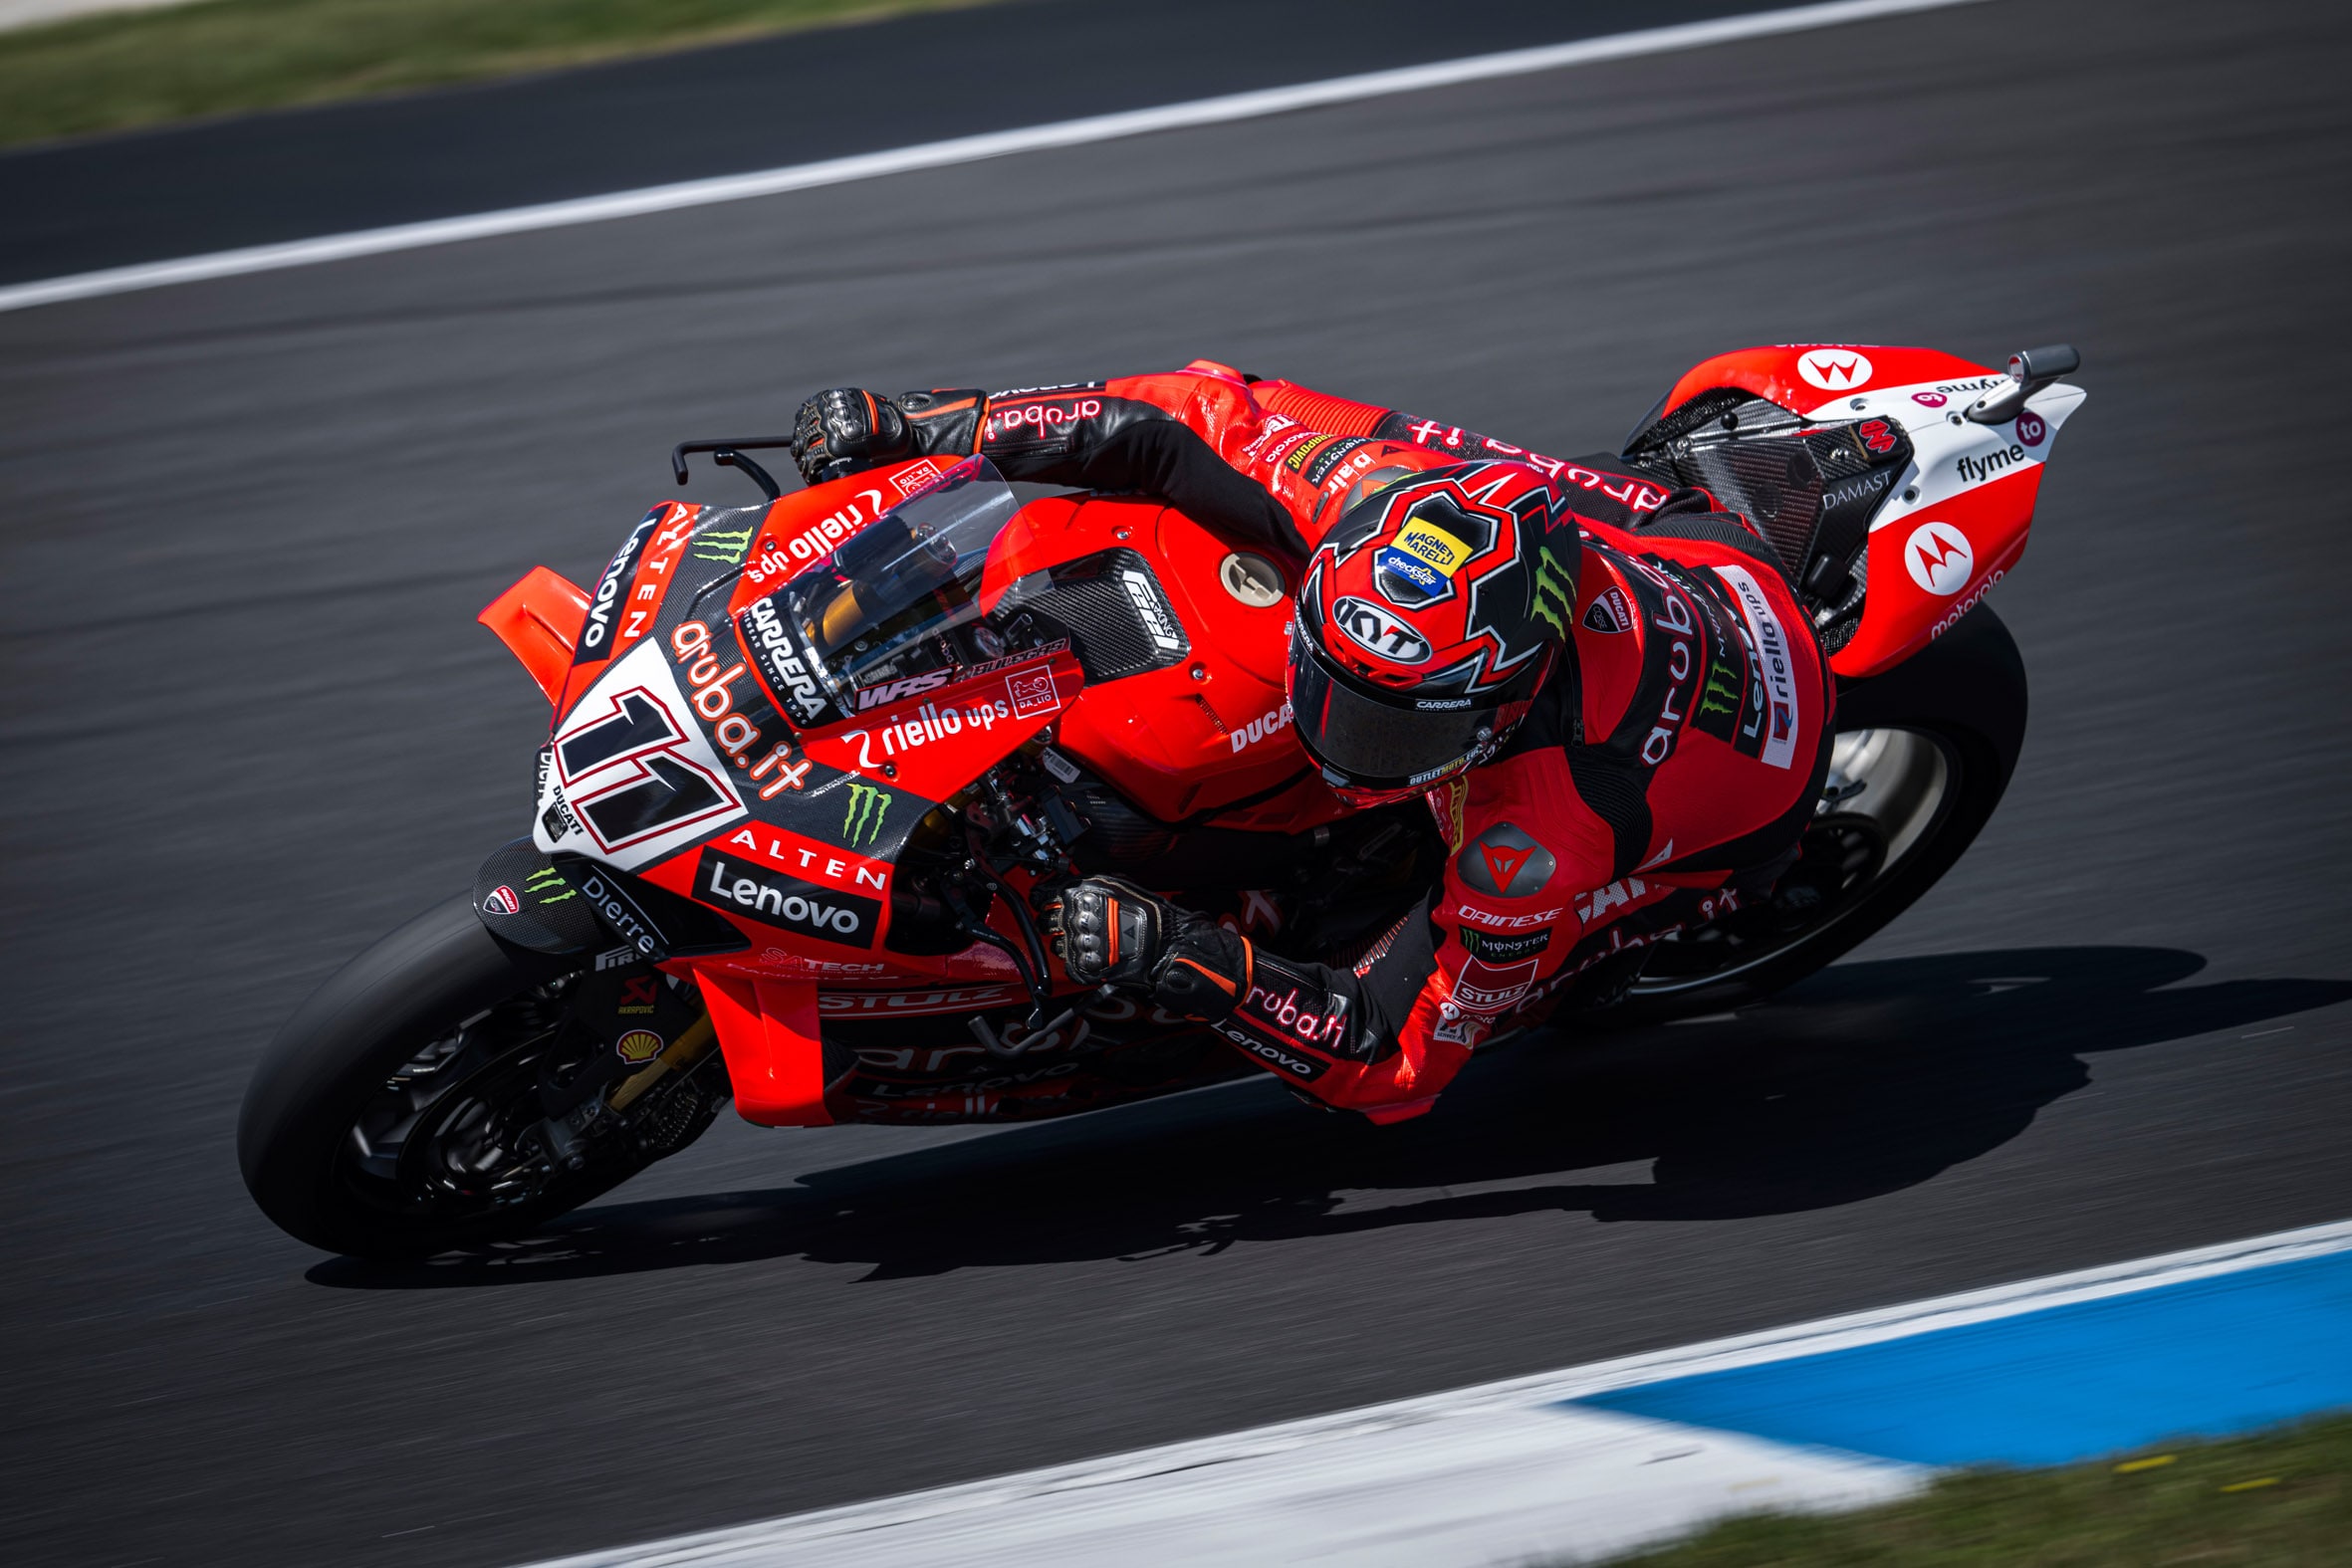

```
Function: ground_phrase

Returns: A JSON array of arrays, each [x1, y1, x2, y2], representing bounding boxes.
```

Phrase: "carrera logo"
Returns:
[[696, 850, 880, 947], [736, 593, 827, 723], [1331, 595, 1432, 664], [1457, 823, 1556, 899], [857, 672, 952, 711], [1904, 521, 1975, 596], [1797, 349, 1874, 391]]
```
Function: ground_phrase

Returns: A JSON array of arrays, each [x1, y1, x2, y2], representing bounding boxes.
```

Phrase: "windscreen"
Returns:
[[743, 458, 1027, 727]]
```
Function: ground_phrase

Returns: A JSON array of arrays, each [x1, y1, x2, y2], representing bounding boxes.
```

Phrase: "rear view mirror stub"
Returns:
[[1968, 342, 2082, 424]]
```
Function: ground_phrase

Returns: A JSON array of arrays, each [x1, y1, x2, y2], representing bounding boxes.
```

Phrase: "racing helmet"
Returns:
[[1289, 461, 1577, 807]]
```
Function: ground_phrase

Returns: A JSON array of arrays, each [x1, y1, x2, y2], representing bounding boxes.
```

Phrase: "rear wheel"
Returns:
[[1594, 604, 2027, 1023], [238, 896, 717, 1258]]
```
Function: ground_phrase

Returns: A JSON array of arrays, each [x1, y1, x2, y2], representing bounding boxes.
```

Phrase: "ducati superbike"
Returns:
[[239, 341, 2082, 1257]]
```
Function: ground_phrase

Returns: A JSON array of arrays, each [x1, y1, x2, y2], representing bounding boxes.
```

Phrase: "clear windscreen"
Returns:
[[758, 458, 1028, 725]]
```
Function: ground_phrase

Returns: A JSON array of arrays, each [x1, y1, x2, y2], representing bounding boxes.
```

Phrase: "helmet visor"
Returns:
[[1288, 631, 1499, 794]]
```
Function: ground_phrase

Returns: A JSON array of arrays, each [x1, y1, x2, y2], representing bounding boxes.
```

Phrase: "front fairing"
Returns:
[[532, 458, 1081, 974]]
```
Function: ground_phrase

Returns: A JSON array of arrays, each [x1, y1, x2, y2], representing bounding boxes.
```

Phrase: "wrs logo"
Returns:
[[842, 782, 893, 849], [1796, 349, 1874, 391], [1904, 521, 1975, 596]]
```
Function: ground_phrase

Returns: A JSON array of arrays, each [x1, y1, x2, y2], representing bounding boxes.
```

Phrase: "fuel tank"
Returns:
[[982, 494, 1349, 832]]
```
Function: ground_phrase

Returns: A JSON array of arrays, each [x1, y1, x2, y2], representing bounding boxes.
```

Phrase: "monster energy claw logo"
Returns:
[[692, 527, 756, 565], [842, 783, 892, 848], [1696, 657, 1742, 720], [526, 865, 576, 905], [1530, 546, 1574, 636]]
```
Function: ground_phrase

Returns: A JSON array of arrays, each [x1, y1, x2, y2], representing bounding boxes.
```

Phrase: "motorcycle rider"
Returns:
[[791, 362, 1834, 1122]]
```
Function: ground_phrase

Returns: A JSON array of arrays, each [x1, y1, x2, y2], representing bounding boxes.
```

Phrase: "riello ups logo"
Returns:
[[696, 849, 881, 948]]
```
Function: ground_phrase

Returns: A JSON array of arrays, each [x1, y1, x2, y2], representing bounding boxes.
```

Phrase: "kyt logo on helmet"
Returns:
[[1289, 462, 1573, 806]]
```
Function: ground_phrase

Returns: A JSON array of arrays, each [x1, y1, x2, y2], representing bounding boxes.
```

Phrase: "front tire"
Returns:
[[239, 896, 679, 1258]]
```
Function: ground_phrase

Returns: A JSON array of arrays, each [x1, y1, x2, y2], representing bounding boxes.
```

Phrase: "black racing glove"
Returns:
[[1051, 877, 1252, 1021], [792, 387, 911, 485]]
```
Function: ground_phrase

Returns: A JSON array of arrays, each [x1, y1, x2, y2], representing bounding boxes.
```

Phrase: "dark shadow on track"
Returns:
[[310, 947, 2352, 1289]]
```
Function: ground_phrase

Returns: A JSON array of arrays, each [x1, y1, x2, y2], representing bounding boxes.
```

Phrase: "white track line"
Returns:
[[519, 1217, 2352, 1567], [0, 0, 1987, 317]]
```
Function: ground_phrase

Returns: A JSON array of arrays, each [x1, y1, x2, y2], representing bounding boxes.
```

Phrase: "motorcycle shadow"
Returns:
[[310, 944, 2352, 1288]]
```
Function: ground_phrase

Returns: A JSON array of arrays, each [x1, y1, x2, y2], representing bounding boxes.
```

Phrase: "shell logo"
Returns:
[[614, 1028, 665, 1064], [1797, 349, 1874, 391]]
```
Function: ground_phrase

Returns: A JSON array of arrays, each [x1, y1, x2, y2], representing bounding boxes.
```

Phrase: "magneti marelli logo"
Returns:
[[843, 783, 892, 849]]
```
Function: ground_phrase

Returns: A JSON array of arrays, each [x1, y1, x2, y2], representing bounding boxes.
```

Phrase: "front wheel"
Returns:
[[238, 896, 717, 1258], [1594, 603, 2028, 1023]]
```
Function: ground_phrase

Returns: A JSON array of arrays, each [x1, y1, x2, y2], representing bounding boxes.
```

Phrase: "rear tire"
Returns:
[[238, 896, 666, 1258], [1596, 604, 2027, 1023]]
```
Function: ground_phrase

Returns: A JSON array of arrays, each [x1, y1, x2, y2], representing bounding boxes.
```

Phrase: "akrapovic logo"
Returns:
[[696, 850, 879, 947]]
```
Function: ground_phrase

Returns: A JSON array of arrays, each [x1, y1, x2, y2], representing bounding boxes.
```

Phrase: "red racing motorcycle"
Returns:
[[239, 342, 2082, 1257]]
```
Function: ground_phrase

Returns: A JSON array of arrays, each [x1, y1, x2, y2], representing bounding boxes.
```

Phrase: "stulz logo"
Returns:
[[695, 849, 880, 947], [1331, 595, 1432, 664], [1796, 348, 1874, 391], [1904, 521, 1975, 596]]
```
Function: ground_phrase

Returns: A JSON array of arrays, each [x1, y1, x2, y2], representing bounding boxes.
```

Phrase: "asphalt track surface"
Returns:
[[4, 1, 2350, 1564], [0, 0, 1787, 285]]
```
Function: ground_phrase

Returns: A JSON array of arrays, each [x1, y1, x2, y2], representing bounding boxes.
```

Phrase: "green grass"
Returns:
[[0, 0, 1005, 151], [1591, 1414, 2352, 1566]]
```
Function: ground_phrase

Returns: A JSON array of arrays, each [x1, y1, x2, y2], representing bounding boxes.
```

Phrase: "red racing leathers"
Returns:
[[882, 361, 1835, 1122]]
